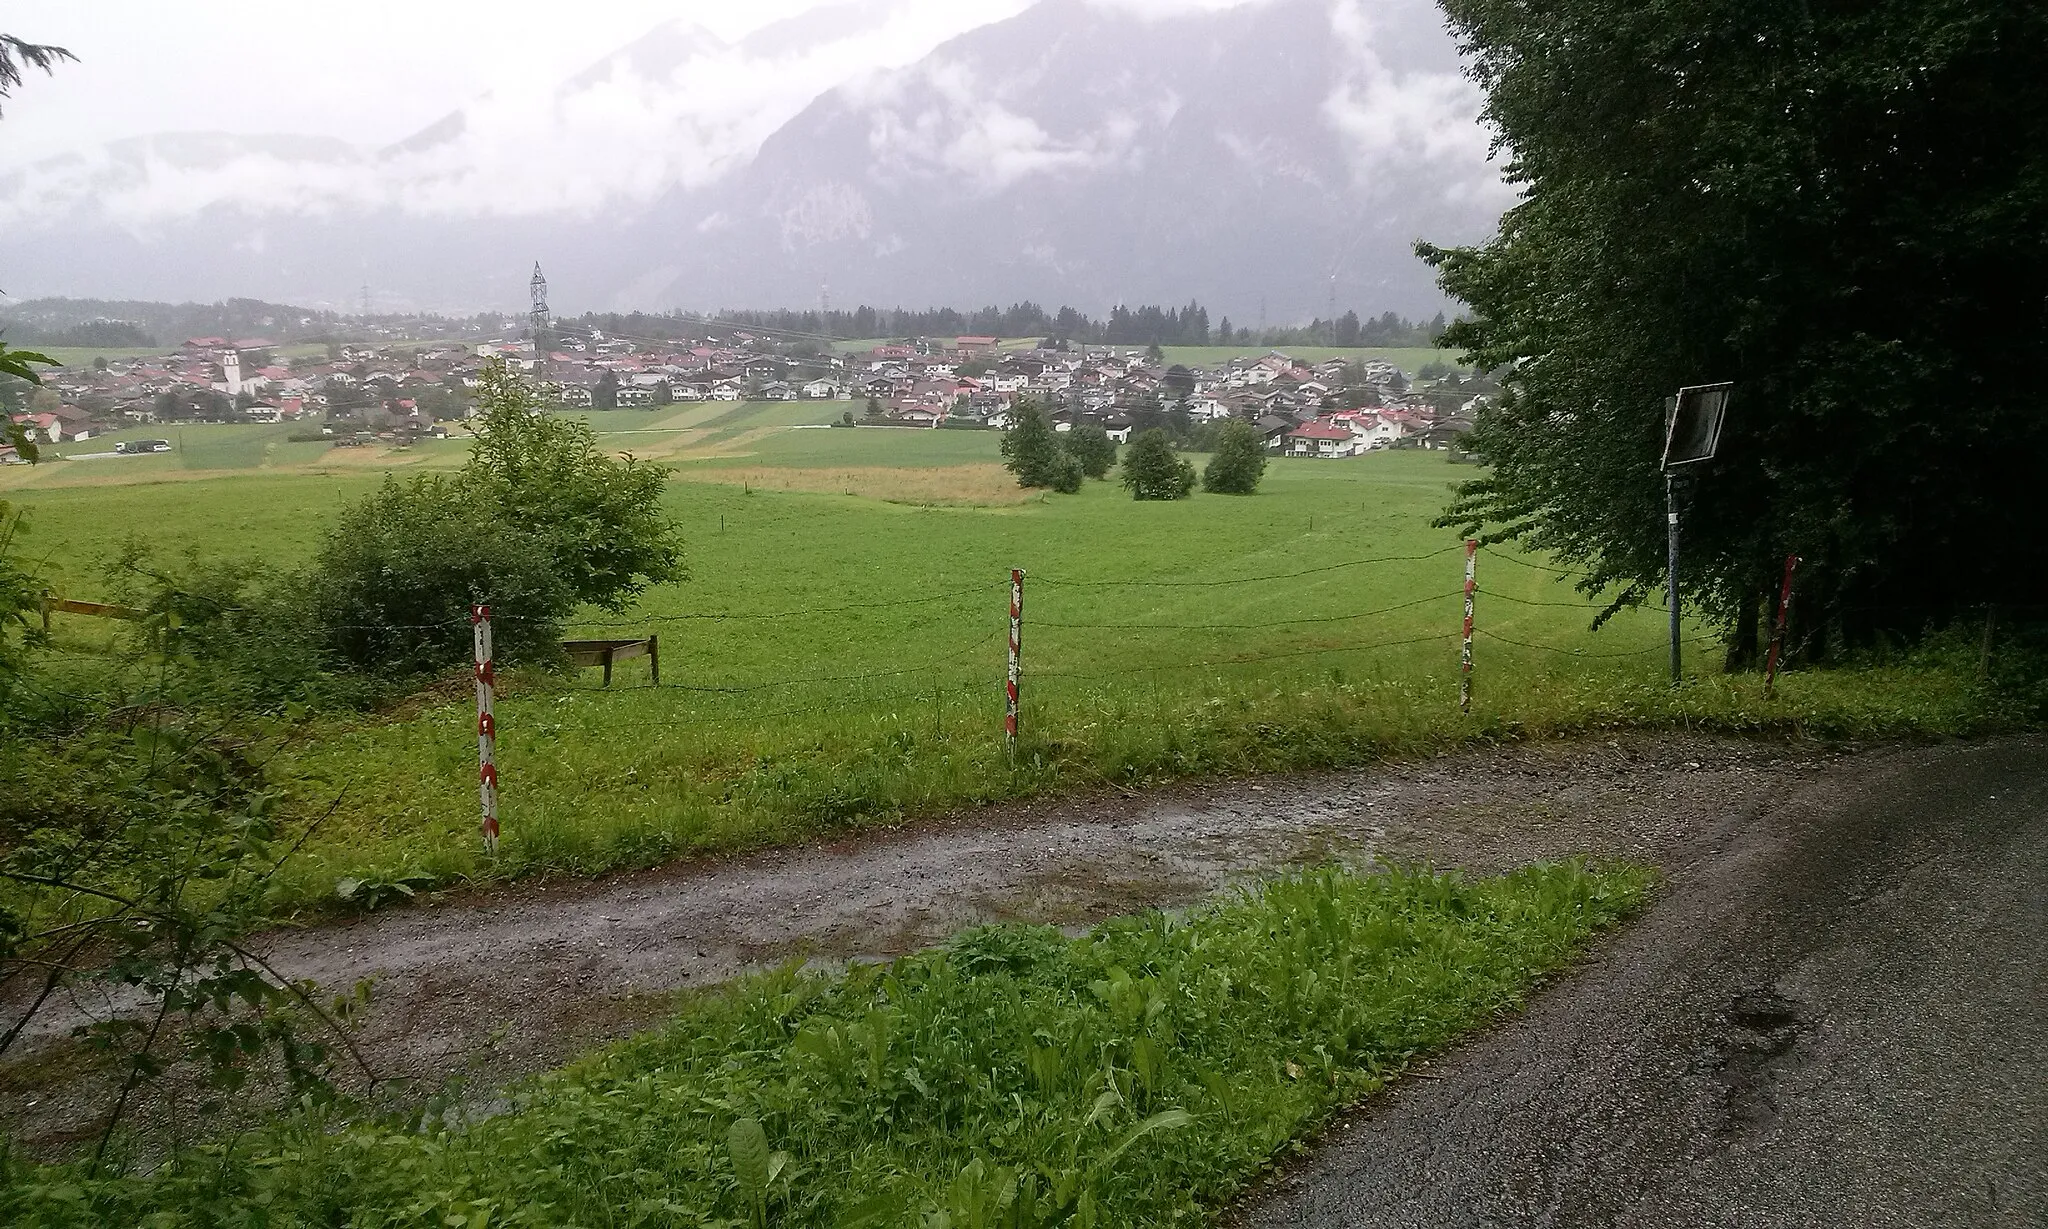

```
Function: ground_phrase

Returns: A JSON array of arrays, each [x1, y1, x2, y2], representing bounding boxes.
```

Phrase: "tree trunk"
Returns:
[[1724, 583, 1764, 672]]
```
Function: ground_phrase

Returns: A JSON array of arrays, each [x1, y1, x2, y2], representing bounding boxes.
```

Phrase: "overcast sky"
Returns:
[[0, 0, 1027, 166]]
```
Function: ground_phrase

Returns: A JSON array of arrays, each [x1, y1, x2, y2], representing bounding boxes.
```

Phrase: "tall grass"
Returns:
[[0, 861, 1655, 1226]]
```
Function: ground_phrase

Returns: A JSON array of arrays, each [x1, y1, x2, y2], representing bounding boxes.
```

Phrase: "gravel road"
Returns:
[[1234, 733, 2047, 1227], [9, 731, 2042, 1228]]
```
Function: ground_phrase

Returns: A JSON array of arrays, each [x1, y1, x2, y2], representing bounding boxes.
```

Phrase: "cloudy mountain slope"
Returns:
[[0, 0, 1505, 319], [638, 0, 1505, 319]]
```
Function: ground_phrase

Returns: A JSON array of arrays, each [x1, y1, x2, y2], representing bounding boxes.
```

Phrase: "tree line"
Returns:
[[703, 302, 1448, 349]]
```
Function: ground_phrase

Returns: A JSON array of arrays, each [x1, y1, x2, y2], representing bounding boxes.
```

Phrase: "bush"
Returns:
[[1202, 419, 1269, 494], [311, 474, 577, 676], [1062, 423, 1118, 479], [1120, 429, 1197, 501], [310, 359, 684, 676]]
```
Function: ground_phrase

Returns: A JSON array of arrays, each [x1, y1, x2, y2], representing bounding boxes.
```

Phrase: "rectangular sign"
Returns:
[[1663, 382, 1732, 469]]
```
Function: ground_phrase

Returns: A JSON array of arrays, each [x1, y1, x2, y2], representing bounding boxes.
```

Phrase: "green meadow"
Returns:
[[12, 422, 1989, 912]]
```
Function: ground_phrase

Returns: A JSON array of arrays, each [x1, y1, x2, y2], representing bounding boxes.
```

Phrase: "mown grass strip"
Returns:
[[1, 861, 1654, 1227]]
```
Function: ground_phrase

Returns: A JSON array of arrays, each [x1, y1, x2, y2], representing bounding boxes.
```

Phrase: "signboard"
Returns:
[[1662, 382, 1732, 470]]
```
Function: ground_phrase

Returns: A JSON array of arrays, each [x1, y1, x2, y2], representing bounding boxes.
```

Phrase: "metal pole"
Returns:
[[1005, 569, 1024, 757], [1763, 553, 1799, 698], [473, 604, 499, 855], [1459, 540, 1477, 714], [1666, 474, 1682, 686]]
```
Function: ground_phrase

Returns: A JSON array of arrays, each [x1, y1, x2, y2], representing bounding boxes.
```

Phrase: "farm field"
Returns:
[[11, 435, 1986, 914]]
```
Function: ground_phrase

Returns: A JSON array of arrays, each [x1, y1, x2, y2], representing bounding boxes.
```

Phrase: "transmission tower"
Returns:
[[529, 263, 550, 372], [360, 282, 371, 318]]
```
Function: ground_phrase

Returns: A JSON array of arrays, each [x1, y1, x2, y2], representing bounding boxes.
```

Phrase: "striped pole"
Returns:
[[1005, 569, 1025, 757], [1763, 554, 1799, 699], [1459, 540, 1477, 714], [473, 604, 499, 855]]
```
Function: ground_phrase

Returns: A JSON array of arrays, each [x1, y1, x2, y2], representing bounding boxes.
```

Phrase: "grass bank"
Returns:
[[0, 861, 1654, 1226]]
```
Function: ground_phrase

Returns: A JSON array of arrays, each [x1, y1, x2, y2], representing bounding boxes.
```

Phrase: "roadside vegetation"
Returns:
[[0, 862, 1654, 1225]]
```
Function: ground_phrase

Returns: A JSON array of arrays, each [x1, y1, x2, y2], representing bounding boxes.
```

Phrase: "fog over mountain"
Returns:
[[0, 0, 1509, 321]]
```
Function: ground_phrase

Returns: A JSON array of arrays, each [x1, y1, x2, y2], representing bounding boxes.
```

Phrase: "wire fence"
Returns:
[[37, 539, 1936, 852]]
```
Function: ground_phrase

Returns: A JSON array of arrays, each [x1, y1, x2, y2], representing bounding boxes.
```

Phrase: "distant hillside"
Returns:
[[0, 297, 345, 347], [0, 0, 1502, 318]]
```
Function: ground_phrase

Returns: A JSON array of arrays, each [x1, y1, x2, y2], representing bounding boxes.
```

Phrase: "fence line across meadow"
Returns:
[[38, 542, 1787, 853]]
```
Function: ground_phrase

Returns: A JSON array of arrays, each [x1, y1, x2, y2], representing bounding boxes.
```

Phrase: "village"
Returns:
[[5, 326, 1487, 461]]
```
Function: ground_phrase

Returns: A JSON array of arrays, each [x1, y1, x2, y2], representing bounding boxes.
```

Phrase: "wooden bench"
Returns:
[[561, 635, 659, 686]]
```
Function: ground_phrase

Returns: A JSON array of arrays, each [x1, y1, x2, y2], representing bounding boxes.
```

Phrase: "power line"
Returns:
[[1033, 545, 1464, 589]]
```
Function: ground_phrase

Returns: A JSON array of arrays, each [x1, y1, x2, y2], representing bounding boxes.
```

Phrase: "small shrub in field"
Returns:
[[1203, 419, 1269, 494], [1121, 428, 1197, 500], [1062, 423, 1118, 479]]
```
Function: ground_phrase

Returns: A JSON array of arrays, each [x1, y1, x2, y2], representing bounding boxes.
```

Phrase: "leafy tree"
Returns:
[[0, 340, 54, 460], [1046, 447, 1084, 494], [461, 358, 683, 612], [1423, 0, 2048, 657], [1120, 429, 1197, 501], [315, 358, 683, 674], [594, 368, 620, 410], [1063, 422, 1118, 479], [1203, 419, 1269, 495], [1000, 399, 1066, 489]]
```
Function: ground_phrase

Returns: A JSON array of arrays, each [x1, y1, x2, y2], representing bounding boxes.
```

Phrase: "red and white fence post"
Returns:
[[1459, 540, 1477, 714], [1005, 569, 1025, 758], [1763, 554, 1799, 699], [472, 604, 500, 855]]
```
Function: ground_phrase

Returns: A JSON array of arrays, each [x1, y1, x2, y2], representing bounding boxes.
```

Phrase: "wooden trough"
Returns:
[[40, 593, 147, 632], [561, 635, 659, 687]]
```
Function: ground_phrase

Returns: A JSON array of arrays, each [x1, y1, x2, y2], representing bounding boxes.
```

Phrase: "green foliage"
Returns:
[[1423, 0, 2048, 652], [1000, 400, 1069, 490], [464, 359, 684, 612], [0, 502, 39, 703], [1046, 447, 1084, 495], [1062, 424, 1117, 480], [312, 359, 684, 675], [1202, 419, 1268, 495], [1119, 430, 1196, 501], [312, 472, 575, 675], [0, 862, 1652, 1224]]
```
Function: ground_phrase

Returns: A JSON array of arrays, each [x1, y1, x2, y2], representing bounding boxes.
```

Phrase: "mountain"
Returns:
[[0, 0, 1505, 320]]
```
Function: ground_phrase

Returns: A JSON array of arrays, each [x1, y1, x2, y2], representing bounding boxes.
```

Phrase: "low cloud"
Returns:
[[0, 0, 1026, 232], [1320, 0, 1512, 207]]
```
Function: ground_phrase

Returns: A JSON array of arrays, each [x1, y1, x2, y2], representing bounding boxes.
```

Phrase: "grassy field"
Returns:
[[3, 862, 1653, 1224], [21, 346, 168, 369], [10, 431, 1993, 914]]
